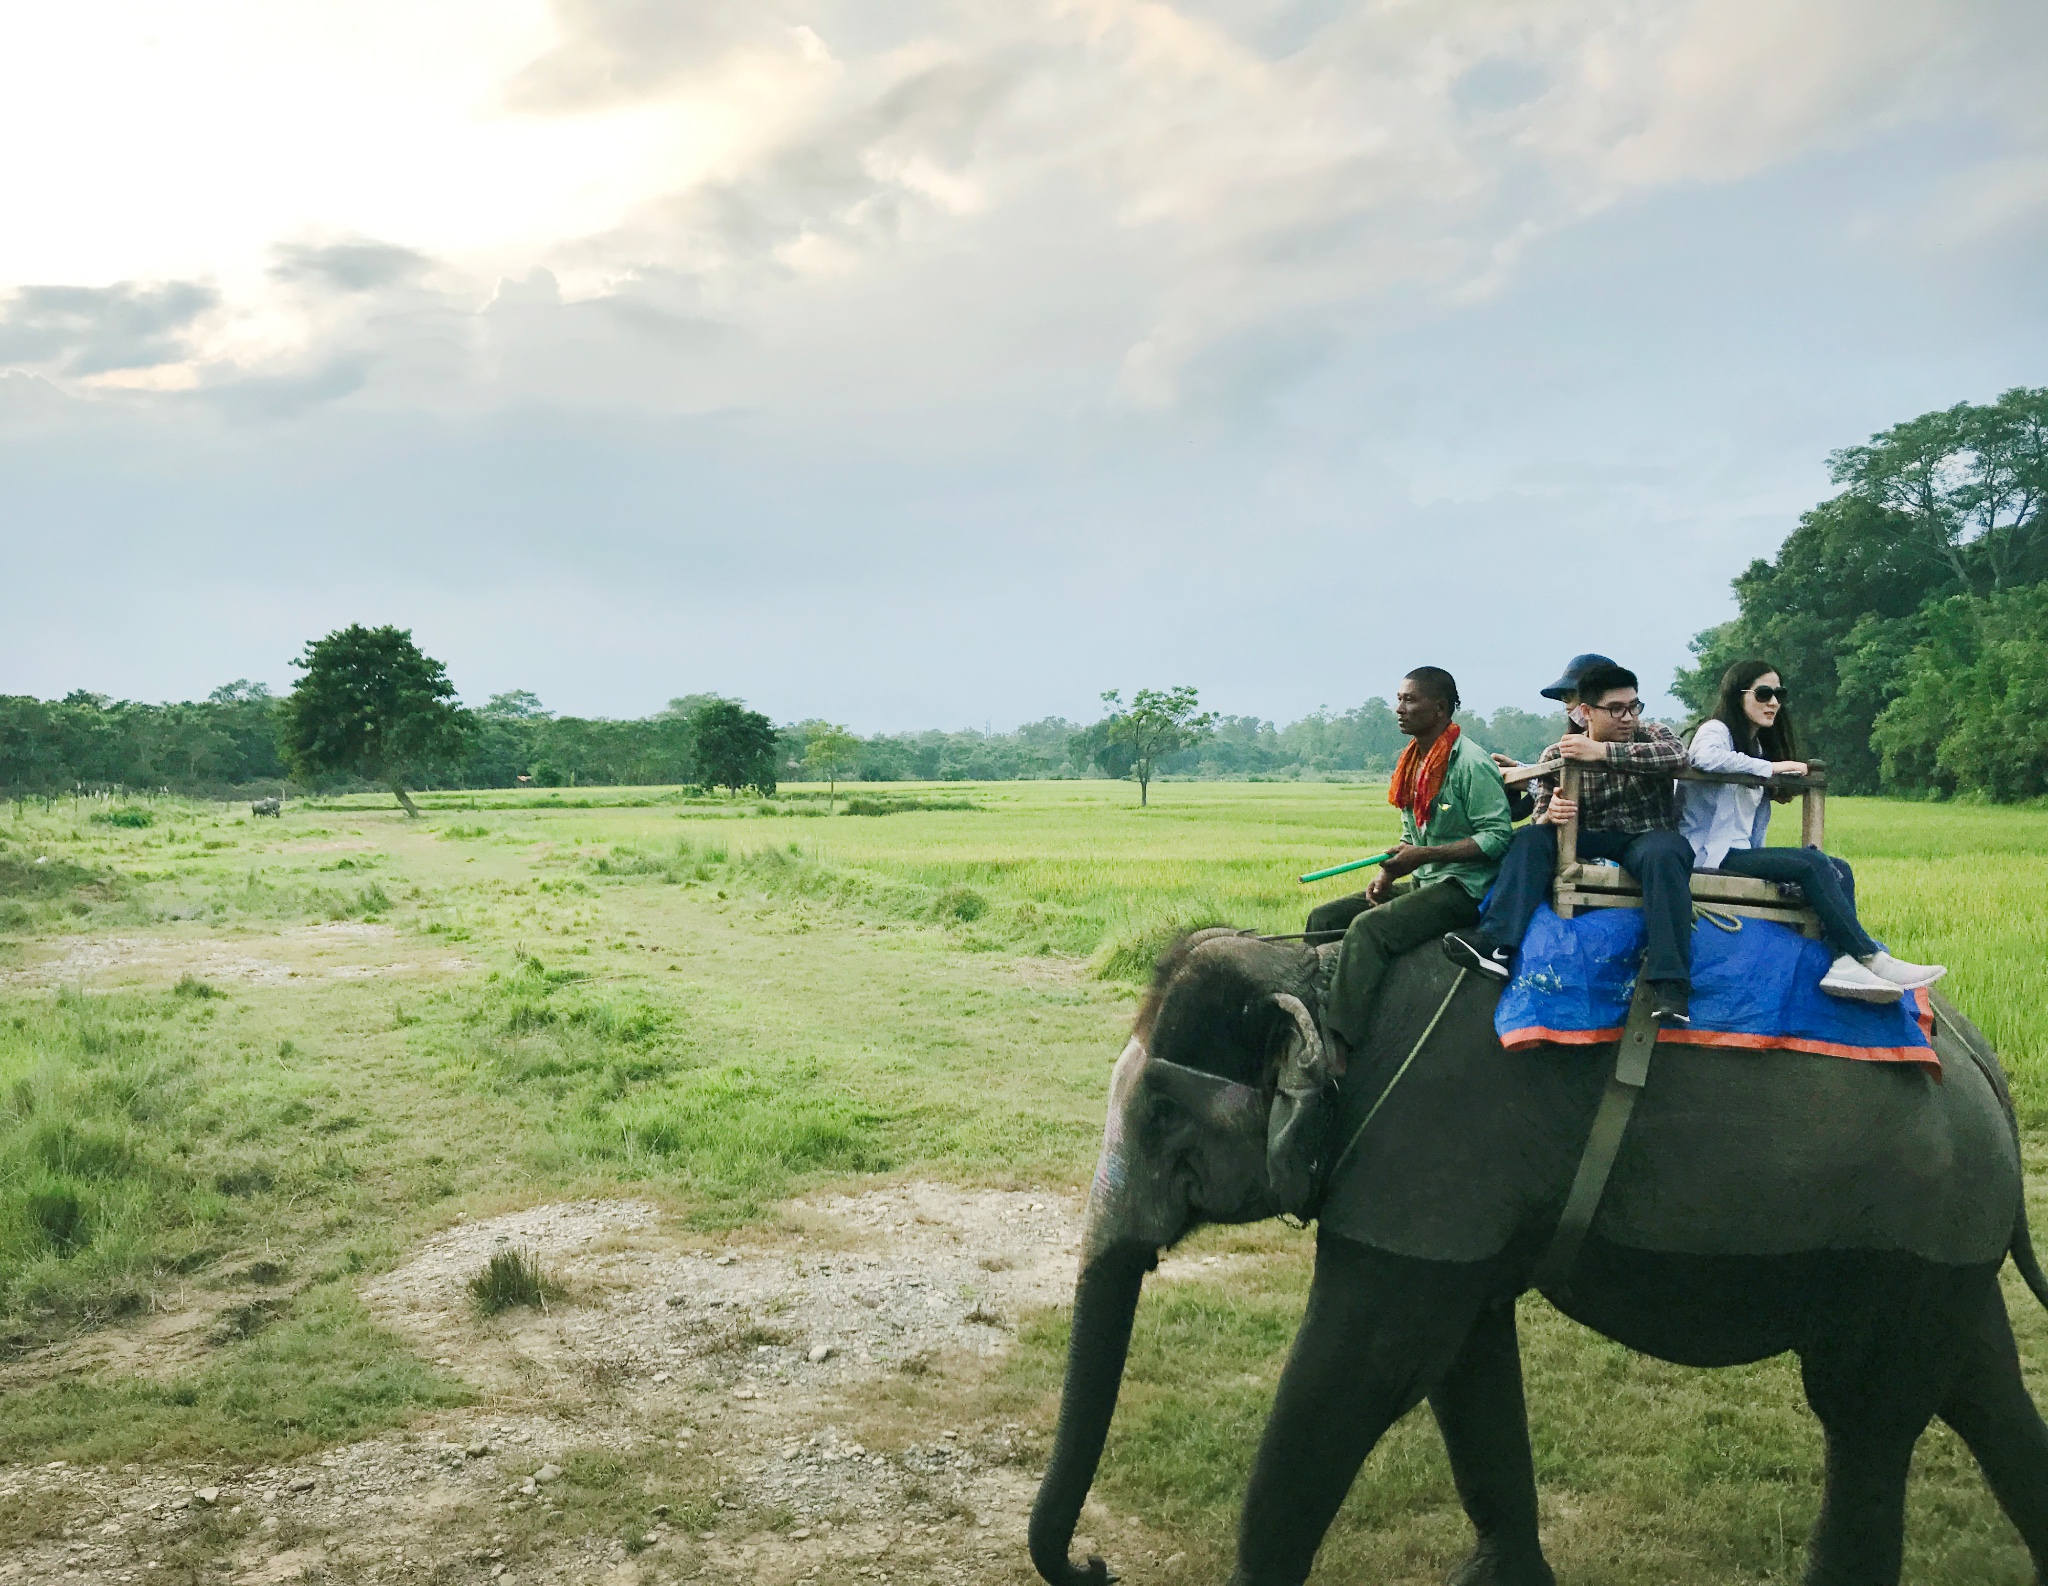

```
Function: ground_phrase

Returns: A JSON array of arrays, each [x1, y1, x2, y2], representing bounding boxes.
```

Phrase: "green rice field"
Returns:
[[2, 779, 2046, 1583]]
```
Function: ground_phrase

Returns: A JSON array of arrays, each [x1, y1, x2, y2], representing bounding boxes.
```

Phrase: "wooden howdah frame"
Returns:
[[1499, 758, 1829, 938]]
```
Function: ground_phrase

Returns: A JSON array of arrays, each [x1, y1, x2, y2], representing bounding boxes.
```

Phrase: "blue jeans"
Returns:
[[1717, 846, 1878, 960], [1478, 823, 1697, 986]]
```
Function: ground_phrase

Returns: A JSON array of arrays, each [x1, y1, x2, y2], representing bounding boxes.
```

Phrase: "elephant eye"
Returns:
[[1141, 1093, 1182, 1143]]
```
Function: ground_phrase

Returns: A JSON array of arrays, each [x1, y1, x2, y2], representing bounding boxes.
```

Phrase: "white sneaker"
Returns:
[[1861, 951, 1947, 990], [1819, 954, 1903, 1004]]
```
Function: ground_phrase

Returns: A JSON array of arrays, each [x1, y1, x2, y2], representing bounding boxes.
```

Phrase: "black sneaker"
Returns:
[[1443, 929, 1513, 981], [1646, 981, 1691, 1028]]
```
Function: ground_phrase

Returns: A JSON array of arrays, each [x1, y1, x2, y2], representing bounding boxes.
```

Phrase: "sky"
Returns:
[[3, 0, 2045, 729]]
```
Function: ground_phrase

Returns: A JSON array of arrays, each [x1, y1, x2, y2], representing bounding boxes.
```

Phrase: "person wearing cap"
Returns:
[[1444, 660, 1697, 1027], [1314, 666, 1513, 1061], [1484, 652, 1616, 818]]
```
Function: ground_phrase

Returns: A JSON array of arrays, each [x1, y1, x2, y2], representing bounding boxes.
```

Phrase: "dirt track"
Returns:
[[0, 1183, 1211, 1585]]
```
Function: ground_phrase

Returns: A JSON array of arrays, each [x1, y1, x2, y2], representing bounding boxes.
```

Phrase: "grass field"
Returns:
[[3, 779, 2047, 1583]]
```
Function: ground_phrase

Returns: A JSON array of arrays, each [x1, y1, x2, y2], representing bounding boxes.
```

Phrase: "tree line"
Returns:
[[1679, 386, 2047, 799], [1, 656, 1568, 800]]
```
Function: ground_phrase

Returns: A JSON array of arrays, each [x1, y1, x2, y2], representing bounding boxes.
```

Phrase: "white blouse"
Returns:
[[1676, 718, 1775, 870]]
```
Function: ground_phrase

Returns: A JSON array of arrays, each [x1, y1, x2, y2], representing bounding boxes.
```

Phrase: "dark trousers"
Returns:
[[1719, 846, 1878, 960], [1478, 823, 1697, 987], [1324, 880, 1482, 1047]]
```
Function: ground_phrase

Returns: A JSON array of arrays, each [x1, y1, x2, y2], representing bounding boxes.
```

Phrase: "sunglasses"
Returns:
[[1749, 686, 1789, 705]]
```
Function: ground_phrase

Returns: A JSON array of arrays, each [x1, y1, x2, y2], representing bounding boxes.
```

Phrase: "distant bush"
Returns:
[[840, 796, 979, 817], [172, 975, 225, 1000], [0, 854, 101, 898], [89, 807, 154, 828], [327, 883, 392, 920]]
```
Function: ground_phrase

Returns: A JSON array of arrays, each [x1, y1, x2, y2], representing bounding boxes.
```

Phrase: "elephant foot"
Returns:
[[1445, 1541, 1556, 1586]]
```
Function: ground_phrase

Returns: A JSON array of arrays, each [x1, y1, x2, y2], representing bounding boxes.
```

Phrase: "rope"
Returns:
[[1325, 968, 1470, 1188], [1693, 903, 1743, 933]]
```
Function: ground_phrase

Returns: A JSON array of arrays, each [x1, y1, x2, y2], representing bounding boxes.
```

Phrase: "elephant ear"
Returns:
[[1266, 992, 1340, 1219]]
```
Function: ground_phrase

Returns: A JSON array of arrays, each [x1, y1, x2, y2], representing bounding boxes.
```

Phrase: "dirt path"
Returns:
[[0, 922, 475, 990], [0, 1183, 1217, 1586]]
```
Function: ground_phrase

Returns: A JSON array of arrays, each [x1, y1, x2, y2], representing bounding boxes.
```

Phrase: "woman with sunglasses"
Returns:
[[1680, 660, 1944, 1002]]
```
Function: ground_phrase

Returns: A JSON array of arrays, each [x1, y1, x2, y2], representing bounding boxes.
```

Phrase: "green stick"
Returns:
[[1298, 850, 1395, 884]]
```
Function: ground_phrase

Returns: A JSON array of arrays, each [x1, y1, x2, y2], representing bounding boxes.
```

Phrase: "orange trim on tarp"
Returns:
[[1651, 1026, 1939, 1071], [1912, 985, 1934, 1038], [1500, 1025, 1624, 1050], [1500, 985, 1941, 1075]]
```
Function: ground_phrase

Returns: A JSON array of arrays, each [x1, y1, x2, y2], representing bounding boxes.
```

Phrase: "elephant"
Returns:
[[1029, 927, 2048, 1586]]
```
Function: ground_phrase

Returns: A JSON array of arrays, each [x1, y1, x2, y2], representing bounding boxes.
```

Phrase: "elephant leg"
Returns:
[[1230, 1235, 1501, 1586], [1430, 1302, 1556, 1586], [1938, 1282, 2048, 1576], [1797, 1310, 1950, 1584], [1800, 1418, 1921, 1586]]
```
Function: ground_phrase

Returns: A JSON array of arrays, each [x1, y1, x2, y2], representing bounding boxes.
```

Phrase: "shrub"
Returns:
[[933, 885, 988, 923], [468, 1248, 564, 1315], [90, 808, 154, 828], [173, 975, 225, 1000]]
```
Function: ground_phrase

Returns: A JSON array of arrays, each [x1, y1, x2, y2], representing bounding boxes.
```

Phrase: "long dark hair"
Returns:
[[1700, 659, 1797, 760]]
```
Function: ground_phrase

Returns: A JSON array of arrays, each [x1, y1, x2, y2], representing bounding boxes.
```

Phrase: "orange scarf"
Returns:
[[1388, 724, 1459, 836]]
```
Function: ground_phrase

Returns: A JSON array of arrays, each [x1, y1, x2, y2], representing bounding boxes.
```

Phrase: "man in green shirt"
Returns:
[[1318, 667, 1513, 1061]]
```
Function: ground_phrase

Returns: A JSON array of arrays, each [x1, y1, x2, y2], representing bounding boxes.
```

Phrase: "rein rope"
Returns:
[[1324, 967, 1470, 1188]]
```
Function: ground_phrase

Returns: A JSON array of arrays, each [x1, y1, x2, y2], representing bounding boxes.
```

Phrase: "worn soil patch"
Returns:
[[0, 1182, 1213, 1586], [0, 925, 476, 989]]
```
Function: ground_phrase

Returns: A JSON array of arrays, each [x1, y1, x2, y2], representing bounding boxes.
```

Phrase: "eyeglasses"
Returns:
[[1749, 686, 1789, 705], [1584, 699, 1644, 719]]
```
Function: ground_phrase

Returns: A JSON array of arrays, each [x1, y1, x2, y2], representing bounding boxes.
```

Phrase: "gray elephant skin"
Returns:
[[1028, 929, 2048, 1586]]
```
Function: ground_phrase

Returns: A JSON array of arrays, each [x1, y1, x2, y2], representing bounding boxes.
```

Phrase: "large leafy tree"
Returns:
[[689, 698, 779, 795], [1675, 493, 1956, 790], [1828, 387, 2048, 594], [1680, 386, 2048, 796], [1100, 686, 1216, 805], [278, 625, 473, 816]]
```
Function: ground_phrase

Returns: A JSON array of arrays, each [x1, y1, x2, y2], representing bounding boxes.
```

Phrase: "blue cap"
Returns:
[[1540, 653, 1617, 702]]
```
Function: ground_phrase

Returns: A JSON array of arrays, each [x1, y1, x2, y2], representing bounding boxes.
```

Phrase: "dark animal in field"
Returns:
[[252, 798, 281, 818], [1030, 928, 2048, 1586]]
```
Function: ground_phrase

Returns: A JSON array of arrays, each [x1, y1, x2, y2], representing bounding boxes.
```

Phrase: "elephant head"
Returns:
[[1030, 931, 1322, 1586]]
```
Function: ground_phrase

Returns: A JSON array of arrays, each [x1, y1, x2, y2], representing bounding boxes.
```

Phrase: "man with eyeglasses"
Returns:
[[1444, 661, 1696, 1027]]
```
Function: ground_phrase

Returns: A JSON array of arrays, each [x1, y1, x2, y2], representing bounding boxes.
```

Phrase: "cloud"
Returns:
[[503, 0, 827, 111], [0, 280, 217, 376], [271, 240, 434, 294], [7, 0, 2041, 419]]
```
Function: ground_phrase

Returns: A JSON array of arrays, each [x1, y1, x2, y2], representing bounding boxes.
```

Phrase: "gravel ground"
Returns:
[[0, 1183, 1210, 1586]]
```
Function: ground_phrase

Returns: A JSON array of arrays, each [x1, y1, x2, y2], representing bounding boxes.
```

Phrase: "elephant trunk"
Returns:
[[1029, 1240, 1153, 1586]]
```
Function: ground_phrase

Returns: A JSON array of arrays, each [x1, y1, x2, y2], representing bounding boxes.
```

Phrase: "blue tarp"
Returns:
[[1494, 904, 1935, 1065]]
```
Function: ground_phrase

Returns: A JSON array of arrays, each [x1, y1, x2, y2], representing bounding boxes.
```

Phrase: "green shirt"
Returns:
[[1400, 733, 1513, 899]]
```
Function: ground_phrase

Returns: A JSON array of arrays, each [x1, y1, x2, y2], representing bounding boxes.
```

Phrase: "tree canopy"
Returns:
[[277, 625, 472, 816], [689, 698, 779, 795], [1100, 686, 1217, 805], [1681, 386, 2048, 799], [802, 722, 862, 808]]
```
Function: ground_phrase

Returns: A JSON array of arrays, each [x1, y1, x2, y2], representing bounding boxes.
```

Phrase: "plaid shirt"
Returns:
[[1529, 721, 1687, 833]]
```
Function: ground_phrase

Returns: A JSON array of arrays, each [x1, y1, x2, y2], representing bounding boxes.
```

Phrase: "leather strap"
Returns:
[[1533, 979, 1659, 1298]]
